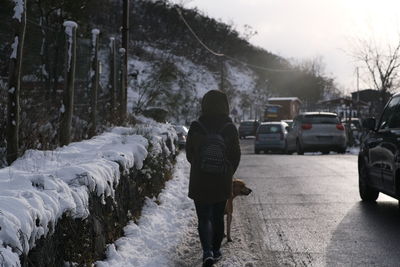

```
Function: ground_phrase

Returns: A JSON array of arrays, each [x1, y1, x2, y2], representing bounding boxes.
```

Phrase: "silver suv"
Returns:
[[286, 112, 347, 154]]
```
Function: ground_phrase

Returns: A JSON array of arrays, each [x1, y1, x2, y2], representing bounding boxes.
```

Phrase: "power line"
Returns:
[[175, 7, 294, 73], [224, 54, 294, 73], [175, 7, 224, 57]]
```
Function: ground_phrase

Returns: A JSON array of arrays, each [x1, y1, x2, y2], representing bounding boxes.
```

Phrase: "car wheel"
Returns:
[[337, 147, 346, 154], [322, 150, 329, 154], [296, 140, 304, 155], [359, 161, 379, 201], [255, 149, 260, 154]]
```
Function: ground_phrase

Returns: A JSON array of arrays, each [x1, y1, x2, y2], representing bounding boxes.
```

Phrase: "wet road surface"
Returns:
[[235, 138, 400, 266]]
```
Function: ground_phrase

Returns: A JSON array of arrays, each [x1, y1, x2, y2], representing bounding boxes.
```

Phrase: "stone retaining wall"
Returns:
[[20, 151, 175, 266]]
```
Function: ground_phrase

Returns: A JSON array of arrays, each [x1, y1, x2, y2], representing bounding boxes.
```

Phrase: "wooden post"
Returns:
[[219, 57, 224, 92], [109, 37, 117, 121], [59, 21, 77, 146], [121, 0, 129, 123], [89, 29, 100, 137], [7, 0, 27, 164], [119, 47, 126, 124]]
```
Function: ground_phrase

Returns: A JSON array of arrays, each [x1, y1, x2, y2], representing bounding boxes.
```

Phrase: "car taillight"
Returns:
[[336, 124, 344, 131], [301, 123, 312, 130]]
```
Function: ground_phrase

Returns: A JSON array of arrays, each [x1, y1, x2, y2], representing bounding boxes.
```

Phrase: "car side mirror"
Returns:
[[362, 118, 376, 131]]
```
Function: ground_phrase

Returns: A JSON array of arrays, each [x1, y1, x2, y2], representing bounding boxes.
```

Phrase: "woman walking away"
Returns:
[[186, 90, 241, 267]]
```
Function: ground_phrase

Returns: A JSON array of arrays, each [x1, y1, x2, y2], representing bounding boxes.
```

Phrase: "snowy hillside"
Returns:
[[124, 42, 259, 124]]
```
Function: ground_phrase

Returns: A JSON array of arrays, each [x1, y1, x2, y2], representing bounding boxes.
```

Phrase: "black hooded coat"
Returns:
[[186, 90, 241, 203]]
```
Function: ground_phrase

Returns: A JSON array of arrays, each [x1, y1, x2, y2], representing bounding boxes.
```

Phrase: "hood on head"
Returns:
[[201, 90, 229, 116]]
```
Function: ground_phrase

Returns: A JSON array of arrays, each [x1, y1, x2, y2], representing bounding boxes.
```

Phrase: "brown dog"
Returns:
[[225, 178, 252, 242]]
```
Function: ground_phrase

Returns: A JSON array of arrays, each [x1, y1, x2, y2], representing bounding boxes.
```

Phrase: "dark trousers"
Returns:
[[194, 200, 227, 256]]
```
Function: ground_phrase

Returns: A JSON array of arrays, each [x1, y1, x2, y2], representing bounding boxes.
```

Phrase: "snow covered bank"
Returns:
[[0, 121, 177, 266]]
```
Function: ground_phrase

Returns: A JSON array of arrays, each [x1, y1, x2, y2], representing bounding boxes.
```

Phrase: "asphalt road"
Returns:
[[234, 138, 400, 267]]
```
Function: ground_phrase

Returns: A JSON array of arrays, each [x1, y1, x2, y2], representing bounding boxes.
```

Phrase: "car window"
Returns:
[[303, 115, 339, 124], [258, 125, 282, 133], [379, 96, 400, 130], [240, 122, 254, 127]]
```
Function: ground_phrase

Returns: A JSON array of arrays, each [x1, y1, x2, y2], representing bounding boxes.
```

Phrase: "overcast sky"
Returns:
[[172, 0, 400, 94]]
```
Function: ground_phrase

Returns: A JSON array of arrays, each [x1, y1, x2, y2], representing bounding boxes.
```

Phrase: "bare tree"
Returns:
[[350, 36, 400, 111]]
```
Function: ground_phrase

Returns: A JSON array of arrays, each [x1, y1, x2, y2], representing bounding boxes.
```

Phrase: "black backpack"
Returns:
[[195, 120, 232, 175]]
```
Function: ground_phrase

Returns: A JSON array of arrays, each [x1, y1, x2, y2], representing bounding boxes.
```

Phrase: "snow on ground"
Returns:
[[0, 121, 177, 267], [96, 153, 195, 267]]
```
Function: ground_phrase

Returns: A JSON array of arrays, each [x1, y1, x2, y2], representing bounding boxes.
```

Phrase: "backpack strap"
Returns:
[[218, 122, 234, 134], [195, 120, 233, 135], [194, 120, 209, 134]]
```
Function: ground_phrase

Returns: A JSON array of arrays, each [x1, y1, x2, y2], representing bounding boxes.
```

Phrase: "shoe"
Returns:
[[202, 256, 214, 267], [213, 250, 222, 262], [202, 251, 214, 267]]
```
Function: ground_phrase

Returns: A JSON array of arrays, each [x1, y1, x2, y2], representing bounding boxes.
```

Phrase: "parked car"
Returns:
[[254, 121, 290, 154], [358, 93, 400, 203], [173, 125, 188, 149], [286, 112, 347, 154], [239, 120, 259, 139]]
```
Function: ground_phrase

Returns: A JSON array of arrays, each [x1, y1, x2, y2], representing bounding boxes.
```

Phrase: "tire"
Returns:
[[296, 140, 304, 155], [359, 161, 379, 201], [337, 146, 346, 154], [255, 149, 260, 154]]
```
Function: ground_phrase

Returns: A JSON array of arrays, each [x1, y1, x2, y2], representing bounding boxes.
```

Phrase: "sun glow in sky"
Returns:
[[173, 0, 400, 93]]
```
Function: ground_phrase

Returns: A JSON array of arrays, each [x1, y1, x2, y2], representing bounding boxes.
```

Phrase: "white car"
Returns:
[[286, 112, 347, 154]]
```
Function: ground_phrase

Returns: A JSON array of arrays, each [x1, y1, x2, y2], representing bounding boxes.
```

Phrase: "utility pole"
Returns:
[[219, 57, 224, 92], [120, 0, 129, 123], [7, 0, 27, 164]]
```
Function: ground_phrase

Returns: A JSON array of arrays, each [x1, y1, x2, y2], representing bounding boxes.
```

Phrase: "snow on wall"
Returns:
[[0, 121, 177, 267]]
